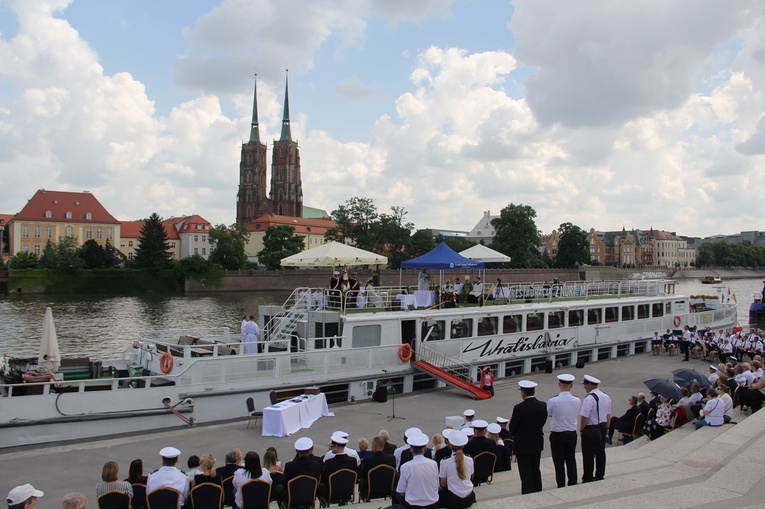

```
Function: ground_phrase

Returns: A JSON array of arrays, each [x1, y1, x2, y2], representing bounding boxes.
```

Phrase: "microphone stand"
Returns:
[[382, 370, 404, 421]]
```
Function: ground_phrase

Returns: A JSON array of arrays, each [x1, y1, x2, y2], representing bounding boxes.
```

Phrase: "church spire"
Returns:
[[279, 70, 292, 142], [249, 74, 260, 143]]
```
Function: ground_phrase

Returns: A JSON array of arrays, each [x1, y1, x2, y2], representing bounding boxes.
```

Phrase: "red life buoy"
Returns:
[[673, 316, 681, 328], [398, 344, 413, 363], [159, 352, 174, 374]]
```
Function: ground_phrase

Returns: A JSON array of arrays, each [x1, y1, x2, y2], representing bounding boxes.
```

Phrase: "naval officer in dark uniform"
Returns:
[[547, 373, 581, 488], [508, 380, 548, 494]]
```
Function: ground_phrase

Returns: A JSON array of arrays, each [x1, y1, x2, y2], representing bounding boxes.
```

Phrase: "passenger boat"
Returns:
[[0, 279, 737, 449], [701, 276, 723, 284]]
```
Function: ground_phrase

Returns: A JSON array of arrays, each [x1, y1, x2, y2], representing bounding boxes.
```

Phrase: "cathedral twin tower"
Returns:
[[236, 74, 303, 226]]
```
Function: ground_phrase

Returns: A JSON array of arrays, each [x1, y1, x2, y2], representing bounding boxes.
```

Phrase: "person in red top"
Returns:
[[480, 366, 495, 397]]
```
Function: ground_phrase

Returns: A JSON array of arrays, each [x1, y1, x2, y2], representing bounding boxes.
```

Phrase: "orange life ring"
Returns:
[[673, 315, 681, 328], [398, 344, 413, 363], [159, 352, 174, 374]]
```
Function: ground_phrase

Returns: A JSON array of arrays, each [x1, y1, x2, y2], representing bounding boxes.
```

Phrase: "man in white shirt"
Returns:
[[394, 427, 421, 469], [695, 391, 725, 429], [147, 446, 189, 509], [461, 409, 476, 429], [579, 375, 612, 483], [322, 430, 361, 466], [396, 433, 439, 509], [547, 374, 581, 488]]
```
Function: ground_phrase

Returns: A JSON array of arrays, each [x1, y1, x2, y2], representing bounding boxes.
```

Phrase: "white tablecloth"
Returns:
[[413, 290, 434, 308], [396, 294, 417, 309], [262, 393, 334, 437]]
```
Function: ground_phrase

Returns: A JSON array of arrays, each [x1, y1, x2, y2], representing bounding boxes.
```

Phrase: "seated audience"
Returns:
[[607, 396, 641, 444], [695, 390, 725, 429], [438, 430, 476, 509], [96, 461, 133, 498], [359, 436, 396, 498], [191, 453, 222, 488], [358, 437, 373, 460], [233, 451, 271, 509], [62, 493, 87, 509], [125, 459, 148, 484]]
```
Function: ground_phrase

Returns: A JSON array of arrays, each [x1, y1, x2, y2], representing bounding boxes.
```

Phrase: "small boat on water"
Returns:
[[701, 276, 723, 284], [0, 279, 738, 449]]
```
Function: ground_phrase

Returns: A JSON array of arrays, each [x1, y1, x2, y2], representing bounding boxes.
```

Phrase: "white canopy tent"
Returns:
[[280, 241, 388, 267], [38, 307, 61, 372], [459, 244, 512, 263]]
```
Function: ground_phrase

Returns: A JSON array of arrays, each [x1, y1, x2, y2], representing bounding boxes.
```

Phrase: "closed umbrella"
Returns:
[[671, 368, 711, 389], [643, 378, 683, 401], [38, 307, 61, 372]]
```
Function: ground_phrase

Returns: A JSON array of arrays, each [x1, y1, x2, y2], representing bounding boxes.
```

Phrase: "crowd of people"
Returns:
[[651, 325, 765, 363]]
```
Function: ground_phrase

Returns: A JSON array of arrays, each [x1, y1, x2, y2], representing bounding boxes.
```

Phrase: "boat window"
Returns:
[[652, 303, 664, 318], [451, 318, 473, 339], [503, 314, 522, 333], [421, 320, 445, 341], [568, 310, 584, 327], [587, 308, 602, 325], [605, 306, 618, 323], [637, 304, 649, 319], [351, 325, 381, 348], [665, 302, 671, 314], [548, 311, 564, 329], [621, 306, 635, 321], [526, 312, 544, 331], [477, 317, 498, 336]]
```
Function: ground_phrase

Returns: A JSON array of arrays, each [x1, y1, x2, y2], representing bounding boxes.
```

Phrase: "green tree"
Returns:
[[38, 236, 85, 272], [410, 229, 437, 258], [79, 239, 108, 269], [9, 250, 38, 269], [208, 222, 251, 270], [490, 204, 545, 268], [325, 197, 378, 250], [134, 213, 172, 271], [371, 206, 413, 268], [554, 222, 590, 268], [258, 225, 305, 270], [695, 243, 715, 267]]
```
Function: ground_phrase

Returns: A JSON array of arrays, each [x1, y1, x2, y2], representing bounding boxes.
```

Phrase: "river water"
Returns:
[[1, 278, 763, 359]]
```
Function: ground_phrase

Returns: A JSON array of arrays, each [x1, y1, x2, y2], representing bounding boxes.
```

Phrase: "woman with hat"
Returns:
[[438, 430, 476, 509]]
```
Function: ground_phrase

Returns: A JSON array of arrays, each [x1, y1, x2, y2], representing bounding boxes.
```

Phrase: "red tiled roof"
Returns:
[[650, 230, 683, 241], [120, 220, 145, 238], [247, 213, 336, 235], [13, 189, 119, 224], [0, 214, 13, 225]]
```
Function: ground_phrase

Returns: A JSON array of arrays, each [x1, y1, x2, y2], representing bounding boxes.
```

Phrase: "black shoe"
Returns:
[[606, 436, 612, 444]]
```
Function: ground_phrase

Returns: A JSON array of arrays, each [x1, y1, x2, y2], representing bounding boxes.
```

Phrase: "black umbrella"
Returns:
[[671, 368, 711, 389], [643, 378, 683, 401]]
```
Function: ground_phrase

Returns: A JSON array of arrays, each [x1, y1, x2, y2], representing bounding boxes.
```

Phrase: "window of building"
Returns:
[[65, 226, 73, 237], [171, 242, 176, 248], [33, 225, 40, 238], [194, 247, 198, 255], [194, 235, 198, 242], [86, 212, 92, 220], [96, 228, 103, 240], [107, 228, 113, 240], [45, 226, 52, 239], [85, 227, 93, 240], [45, 210, 51, 218], [128, 253, 133, 260], [22, 225, 29, 238], [202, 236, 206, 243], [33, 244, 41, 256], [128, 241, 133, 247], [66, 211, 72, 219], [21, 244, 29, 252]]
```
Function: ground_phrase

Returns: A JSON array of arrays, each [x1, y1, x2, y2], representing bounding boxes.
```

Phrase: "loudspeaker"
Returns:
[[576, 359, 585, 369], [544, 360, 554, 374], [373, 387, 388, 403]]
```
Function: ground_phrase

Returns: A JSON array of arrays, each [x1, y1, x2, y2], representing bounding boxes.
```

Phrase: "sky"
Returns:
[[1, 0, 764, 238]]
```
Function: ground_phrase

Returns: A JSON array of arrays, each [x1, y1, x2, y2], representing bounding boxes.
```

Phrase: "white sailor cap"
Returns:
[[295, 437, 314, 451], [408, 433, 429, 447], [583, 375, 601, 385], [472, 419, 489, 429], [463, 409, 476, 417], [464, 427, 475, 437], [518, 380, 537, 389], [487, 423, 502, 434], [330, 434, 348, 446], [160, 446, 181, 458], [449, 431, 468, 447], [557, 374, 575, 383], [709, 365, 718, 371], [730, 356, 738, 361], [333, 430, 349, 439], [442, 429, 453, 440], [496, 416, 509, 424], [405, 427, 422, 439]]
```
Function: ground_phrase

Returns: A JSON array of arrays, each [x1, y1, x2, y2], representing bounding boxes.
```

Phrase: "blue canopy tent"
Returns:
[[401, 242, 485, 270], [400, 243, 485, 305]]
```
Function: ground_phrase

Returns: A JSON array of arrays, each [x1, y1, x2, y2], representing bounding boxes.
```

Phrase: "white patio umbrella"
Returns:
[[38, 307, 61, 372]]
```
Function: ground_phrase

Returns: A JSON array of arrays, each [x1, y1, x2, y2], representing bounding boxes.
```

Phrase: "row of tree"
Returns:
[[695, 240, 765, 268]]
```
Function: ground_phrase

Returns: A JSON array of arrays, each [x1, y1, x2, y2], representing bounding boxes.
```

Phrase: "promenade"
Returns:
[[2, 352, 762, 508]]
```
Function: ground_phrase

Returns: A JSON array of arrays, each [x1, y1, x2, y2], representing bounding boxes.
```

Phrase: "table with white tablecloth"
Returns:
[[396, 294, 417, 309], [261, 393, 334, 437], [413, 290, 434, 308]]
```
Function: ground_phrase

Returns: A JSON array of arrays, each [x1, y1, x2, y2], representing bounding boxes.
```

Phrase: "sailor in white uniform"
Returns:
[[147, 446, 189, 509]]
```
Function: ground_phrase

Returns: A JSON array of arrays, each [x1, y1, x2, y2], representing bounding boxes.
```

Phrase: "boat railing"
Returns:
[[416, 340, 476, 387]]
